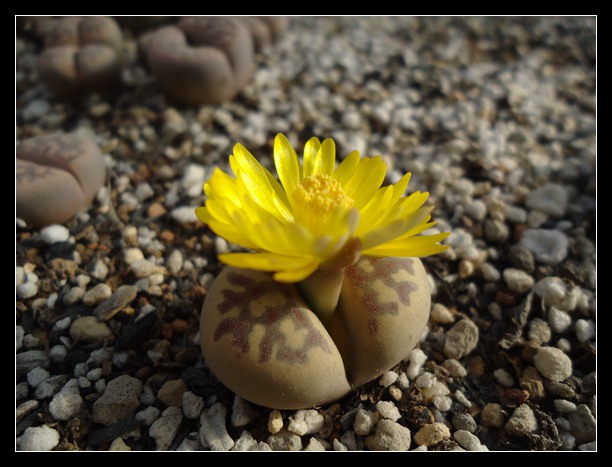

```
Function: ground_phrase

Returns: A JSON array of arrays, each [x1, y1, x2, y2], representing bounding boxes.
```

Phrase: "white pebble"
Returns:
[[430, 303, 455, 324], [481, 263, 501, 282], [171, 206, 199, 224], [17, 282, 38, 299], [406, 348, 427, 379], [396, 372, 410, 389], [181, 164, 206, 197], [534, 346, 572, 382], [49, 345, 68, 362], [199, 403, 235, 451], [432, 395, 452, 412], [135, 406, 161, 426], [575, 319, 595, 342], [548, 307, 572, 333], [288, 409, 324, 436], [416, 372, 436, 389], [454, 430, 488, 451], [86, 368, 103, 381], [18, 425, 60, 451], [303, 437, 327, 451], [267, 409, 283, 434], [16, 266, 25, 285], [503, 268, 534, 294], [49, 390, 84, 421], [554, 399, 577, 413], [16, 325, 24, 350], [167, 250, 184, 275], [454, 389, 472, 408], [40, 224, 70, 244], [379, 370, 398, 387], [527, 318, 552, 344], [231, 395, 257, 427], [520, 229, 569, 265], [124, 248, 145, 265], [376, 401, 401, 421], [353, 408, 379, 436], [526, 183, 568, 217], [135, 182, 155, 201], [493, 368, 514, 388]]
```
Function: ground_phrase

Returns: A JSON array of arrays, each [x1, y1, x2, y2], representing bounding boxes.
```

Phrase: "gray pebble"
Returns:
[[35, 375, 68, 399], [135, 406, 161, 426], [94, 284, 138, 321], [568, 404, 596, 444], [83, 283, 113, 306], [89, 259, 109, 280], [63, 286, 86, 306], [49, 389, 84, 421], [443, 319, 479, 359], [16, 381, 29, 400], [508, 244, 535, 272], [53, 316, 72, 332], [266, 429, 303, 451], [484, 219, 509, 242], [183, 391, 205, 419], [17, 350, 49, 377], [575, 319, 595, 342], [480, 403, 504, 428], [520, 229, 569, 265], [504, 205, 528, 223], [553, 399, 577, 413], [18, 425, 60, 451], [365, 419, 411, 451], [70, 316, 113, 343], [17, 282, 38, 299], [465, 200, 487, 221], [171, 206, 199, 224], [559, 431, 576, 450], [16, 325, 24, 350], [481, 263, 501, 282], [578, 441, 596, 451], [526, 183, 568, 217], [505, 404, 538, 437], [92, 374, 143, 425], [353, 408, 379, 436], [452, 412, 477, 433], [27, 367, 50, 388]]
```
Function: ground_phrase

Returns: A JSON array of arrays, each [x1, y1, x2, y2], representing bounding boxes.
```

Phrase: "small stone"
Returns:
[[135, 406, 161, 426], [575, 319, 595, 342], [481, 263, 501, 282], [63, 286, 86, 305], [508, 244, 535, 272], [303, 437, 327, 451], [379, 370, 398, 387], [430, 303, 455, 324], [493, 368, 514, 387], [406, 348, 427, 379], [578, 441, 597, 451], [432, 396, 452, 412], [40, 224, 70, 244], [559, 431, 576, 450], [92, 374, 143, 425], [520, 366, 545, 400], [147, 202, 167, 218], [287, 409, 324, 436], [27, 367, 50, 388], [109, 438, 131, 451], [182, 391, 205, 419], [353, 408, 379, 436], [129, 259, 166, 278], [49, 389, 84, 421], [94, 284, 138, 321], [481, 403, 504, 428], [16, 382, 29, 401], [568, 404, 596, 444], [505, 404, 538, 437], [413, 422, 451, 446], [422, 381, 451, 402], [333, 439, 348, 451], [554, 399, 577, 413], [503, 268, 534, 294], [69, 316, 113, 343], [520, 229, 569, 265], [231, 395, 258, 427], [89, 259, 109, 280], [171, 206, 199, 224], [484, 219, 509, 242], [150, 406, 183, 451], [527, 318, 552, 344], [465, 200, 487, 221], [416, 372, 436, 388], [266, 429, 303, 451], [199, 402, 234, 451], [35, 375, 68, 400], [181, 164, 206, 197], [18, 425, 60, 451], [533, 346, 572, 382], [83, 283, 112, 306], [17, 282, 38, 299], [548, 307, 572, 333], [365, 419, 411, 451], [268, 409, 283, 434], [441, 359, 467, 378], [166, 249, 183, 275], [389, 386, 402, 401], [157, 379, 187, 407], [504, 205, 528, 224], [124, 248, 144, 265], [135, 182, 155, 201], [443, 319, 479, 359], [16, 399, 38, 422], [454, 430, 488, 451], [53, 316, 71, 332], [376, 401, 401, 422], [452, 412, 477, 433], [17, 350, 49, 377], [526, 183, 568, 217]]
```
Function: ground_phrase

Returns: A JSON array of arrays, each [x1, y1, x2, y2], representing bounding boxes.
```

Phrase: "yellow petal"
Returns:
[[302, 137, 321, 178], [362, 232, 450, 257], [359, 207, 432, 251], [272, 260, 320, 283], [343, 156, 387, 209], [218, 252, 319, 283], [312, 138, 336, 176], [333, 150, 360, 186], [274, 134, 301, 206]]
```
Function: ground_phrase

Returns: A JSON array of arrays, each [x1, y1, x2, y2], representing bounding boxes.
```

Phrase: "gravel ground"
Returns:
[[16, 16, 596, 451]]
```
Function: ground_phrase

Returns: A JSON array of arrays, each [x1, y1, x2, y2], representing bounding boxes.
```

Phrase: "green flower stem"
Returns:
[[297, 268, 345, 329], [296, 238, 362, 329]]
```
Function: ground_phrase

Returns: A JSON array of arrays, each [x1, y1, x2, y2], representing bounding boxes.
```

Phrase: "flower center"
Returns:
[[292, 174, 354, 234]]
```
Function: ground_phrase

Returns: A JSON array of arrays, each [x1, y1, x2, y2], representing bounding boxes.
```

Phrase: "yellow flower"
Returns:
[[196, 133, 449, 283]]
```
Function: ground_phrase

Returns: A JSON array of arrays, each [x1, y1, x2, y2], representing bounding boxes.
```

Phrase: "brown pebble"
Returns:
[[161, 323, 173, 340], [147, 202, 167, 218], [160, 230, 175, 242], [171, 318, 190, 334], [466, 355, 485, 377], [135, 366, 152, 381], [496, 290, 517, 307], [504, 388, 530, 404], [520, 366, 545, 400], [174, 348, 200, 365]]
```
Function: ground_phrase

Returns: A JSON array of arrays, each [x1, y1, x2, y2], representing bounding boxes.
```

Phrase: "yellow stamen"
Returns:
[[292, 174, 355, 235]]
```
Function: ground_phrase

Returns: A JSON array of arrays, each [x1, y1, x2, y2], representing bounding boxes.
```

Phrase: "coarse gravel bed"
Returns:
[[16, 16, 596, 452]]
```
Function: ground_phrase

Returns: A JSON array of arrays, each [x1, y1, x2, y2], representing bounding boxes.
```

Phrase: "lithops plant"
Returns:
[[140, 16, 254, 106], [16, 133, 107, 227], [37, 16, 124, 99], [197, 133, 449, 409]]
